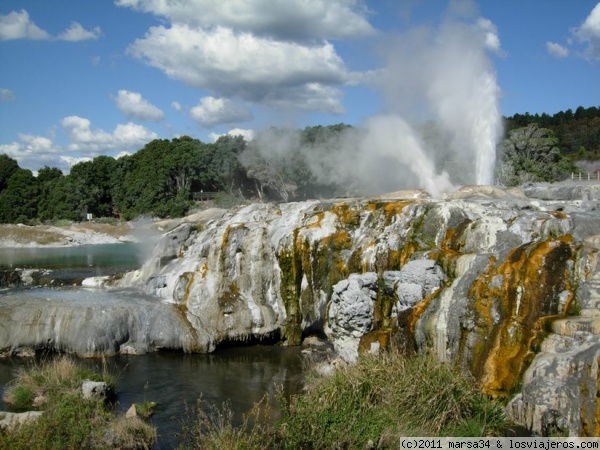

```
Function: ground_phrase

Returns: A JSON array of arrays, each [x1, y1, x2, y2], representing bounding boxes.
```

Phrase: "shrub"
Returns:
[[179, 352, 508, 449], [0, 357, 156, 450], [177, 396, 277, 450]]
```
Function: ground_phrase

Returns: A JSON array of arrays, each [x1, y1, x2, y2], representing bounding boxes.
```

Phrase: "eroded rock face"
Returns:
[[118, 183, 599, 435], [3, 183, 600, 435], [0, 288, 205, 357]]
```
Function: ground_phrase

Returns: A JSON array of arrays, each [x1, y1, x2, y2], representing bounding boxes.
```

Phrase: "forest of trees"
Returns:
[[0, 126, 346, 223], [505, 105, 600, 159], [0, 106, 598, 223]]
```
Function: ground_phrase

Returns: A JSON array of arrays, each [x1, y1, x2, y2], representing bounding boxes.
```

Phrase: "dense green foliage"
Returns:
[[496, 106, 600, 185], [0, 125, 351, 223], [495, 124, 577, 186], [0, 357, 156, 450], [178, 352, 508, 450], [504, 106, 600, 159], [0, 106, 597, 223], [0, 135, 252, 223]]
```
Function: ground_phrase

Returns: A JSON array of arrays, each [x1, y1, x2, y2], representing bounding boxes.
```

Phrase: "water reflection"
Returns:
[[0, 347, 304, 449], [0, 243, 143, 271]]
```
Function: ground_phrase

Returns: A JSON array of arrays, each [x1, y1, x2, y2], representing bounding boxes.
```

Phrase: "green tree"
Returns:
[[112, 137, 207, 219], [0, 168, 40, 223], [37, 166, 63, 184], [69, 156, 118, 218], [0, 154, 20, 191], [496, 124, 575, 186], [36, 166, 65, 222]]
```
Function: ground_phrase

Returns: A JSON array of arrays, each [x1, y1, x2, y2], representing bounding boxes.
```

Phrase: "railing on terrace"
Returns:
[[571, 172, 600, 181], [192, 191, 218, 201]]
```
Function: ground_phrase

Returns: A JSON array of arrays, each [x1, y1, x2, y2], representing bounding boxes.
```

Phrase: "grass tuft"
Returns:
[[0, 356, 156, 450], [179, 351, 508, 449]]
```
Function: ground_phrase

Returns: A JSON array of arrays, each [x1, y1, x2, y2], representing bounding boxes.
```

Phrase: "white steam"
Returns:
[[377, 18, 503, 189], [243, 6, 503, 198]]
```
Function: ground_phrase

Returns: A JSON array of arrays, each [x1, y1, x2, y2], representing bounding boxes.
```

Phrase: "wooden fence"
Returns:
[[571, 172, 600, 181], [192, 191, 218, 201]]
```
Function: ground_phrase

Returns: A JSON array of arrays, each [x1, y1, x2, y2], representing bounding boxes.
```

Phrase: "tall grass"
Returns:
[[179, 351, 508, 450], [0, 356, 156, 450]]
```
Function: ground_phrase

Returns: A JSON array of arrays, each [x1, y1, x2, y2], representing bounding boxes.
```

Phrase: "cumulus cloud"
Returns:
[[0, 88, 15, 101], [61, 115, 157, 152], [190, 96, 253, 126], [209, 128, 255, 142], [573, 2, 600, 60], [546, 41, 569, 58], [0, 10, 102, 43], [127, 25, 350, 113], [116, 0, 374, 41], [0, 10, 50, 40], [60, 156, 92, 168], [115, 90, 165, 121], [0, 133, 63, 170], [171, 101, 182, 111], [57, 22, 102, 41]]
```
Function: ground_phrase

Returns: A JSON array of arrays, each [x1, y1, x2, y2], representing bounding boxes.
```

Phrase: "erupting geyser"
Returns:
[[377, 9, 504, 192], [240, 3, 504, 198]]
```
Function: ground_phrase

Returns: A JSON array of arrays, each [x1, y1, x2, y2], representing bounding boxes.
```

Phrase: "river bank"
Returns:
[[0, 208, 228, 248], [0, 222, 133, 248]]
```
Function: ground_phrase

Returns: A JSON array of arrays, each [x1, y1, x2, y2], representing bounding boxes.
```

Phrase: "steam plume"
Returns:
[[244, 4, 503, 198]]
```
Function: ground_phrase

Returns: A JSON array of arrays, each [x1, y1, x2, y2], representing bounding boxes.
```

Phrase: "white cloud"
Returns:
[[190, 96, 253, 126], [171, 101, 182, 111], [573, 2, 600, 60], [127, 25, 350, 113], [61, 115, 157, 152], [0, 133, 64, 170], [0, 10, 50, 41], [0, 88, 15, 101], [209, 128, 255, 142], [57, 22, 102, 41], [60, 155, 92, 168], [115, 90, 165, 121], [546, 41, 569, 58], [0, 118, 156, 172], [116, 0, 374, 41], [0, 10, 101, 43]]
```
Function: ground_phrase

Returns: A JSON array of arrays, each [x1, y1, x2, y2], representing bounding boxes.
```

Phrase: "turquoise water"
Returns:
[[0, 243, 143, 271]]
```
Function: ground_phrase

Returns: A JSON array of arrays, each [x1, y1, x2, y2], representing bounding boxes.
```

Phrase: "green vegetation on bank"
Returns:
[[0, 357, 156, 450], [178, 352, 508, 450], [0, 106, 598, 223]]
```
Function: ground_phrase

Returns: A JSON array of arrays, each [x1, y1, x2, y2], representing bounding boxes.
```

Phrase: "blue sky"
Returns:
[[0, 0, 599, 173]]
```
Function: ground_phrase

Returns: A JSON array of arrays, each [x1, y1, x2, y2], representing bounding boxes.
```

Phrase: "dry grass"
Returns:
[[2, 356, 114, 409], [68, 222, 131, 239], [0, 357, 156, 450], [101, 415, 157, 450], [0, 225, 65, 245], [178, 352, 508, 450], [0, 222, 132, 246]]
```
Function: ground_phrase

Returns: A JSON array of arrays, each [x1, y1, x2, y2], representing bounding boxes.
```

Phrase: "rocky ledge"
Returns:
[[2, 182, 600, 436]]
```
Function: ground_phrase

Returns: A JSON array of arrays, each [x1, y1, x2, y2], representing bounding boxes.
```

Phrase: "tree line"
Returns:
[[0, 107, 598, 223], [505, 105, 600, 159], [496, 105, 599, 186], [0, 126, 345, 223]]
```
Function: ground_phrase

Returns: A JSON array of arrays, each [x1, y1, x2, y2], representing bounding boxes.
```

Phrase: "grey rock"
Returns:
[[82, 380, 111, 401], [0, 411, 44, 430]]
